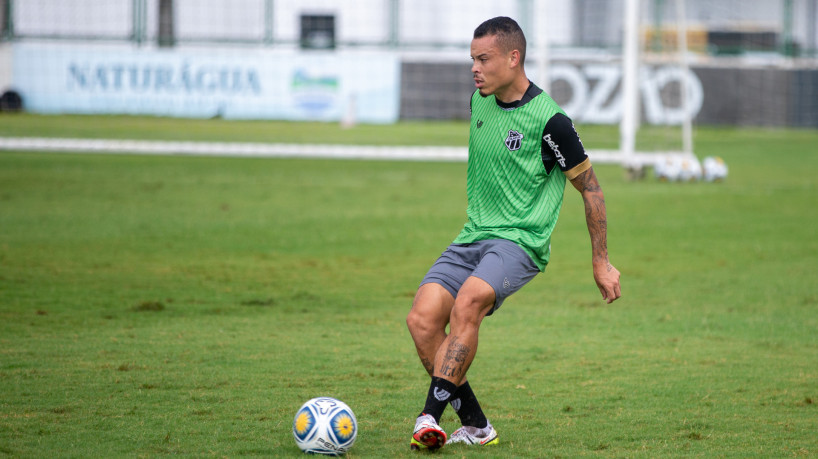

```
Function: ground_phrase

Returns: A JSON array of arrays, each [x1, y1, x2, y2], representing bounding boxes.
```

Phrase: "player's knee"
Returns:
[[407, 284, 452, 337], [450, 294, 493, 328], [405, 308, 420, 333], [406, 307, 437, 339]]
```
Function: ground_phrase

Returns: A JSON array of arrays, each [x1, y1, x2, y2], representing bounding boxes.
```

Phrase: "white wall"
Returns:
[[8, 0, 816, 51], [9, 0, 574, 47], [0, 44, 12, 92]]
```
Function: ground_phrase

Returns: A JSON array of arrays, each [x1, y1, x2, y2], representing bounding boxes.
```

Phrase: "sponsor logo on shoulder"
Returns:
[[543, 133, 566, 167], [572, 123, 584, 149]]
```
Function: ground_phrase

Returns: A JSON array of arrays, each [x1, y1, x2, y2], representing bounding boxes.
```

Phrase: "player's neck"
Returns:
[[493, 73, 530, 104]]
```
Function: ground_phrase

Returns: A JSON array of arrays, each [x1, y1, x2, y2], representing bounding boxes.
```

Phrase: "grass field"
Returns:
[[1, 114, 817, 457]]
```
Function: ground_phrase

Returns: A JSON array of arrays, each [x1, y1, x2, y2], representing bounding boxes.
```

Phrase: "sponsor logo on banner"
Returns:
[[67, 62, 262, 95], [291, 69, 339, 115], [12, 44, 400, 123]]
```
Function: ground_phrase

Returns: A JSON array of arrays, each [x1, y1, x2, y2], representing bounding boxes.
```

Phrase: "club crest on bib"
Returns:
[[505, 129, 523, 151]]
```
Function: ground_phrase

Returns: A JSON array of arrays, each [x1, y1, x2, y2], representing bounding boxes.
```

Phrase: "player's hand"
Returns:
[[593, 261, 621, 304]]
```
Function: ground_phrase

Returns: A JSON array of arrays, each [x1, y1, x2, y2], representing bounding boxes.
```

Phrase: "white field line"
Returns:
[[0, 136, 683, 165], [0, 137, 468, 162]]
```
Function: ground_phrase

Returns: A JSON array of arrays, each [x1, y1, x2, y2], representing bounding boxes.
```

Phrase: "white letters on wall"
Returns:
[[544, 64, 703, 125]]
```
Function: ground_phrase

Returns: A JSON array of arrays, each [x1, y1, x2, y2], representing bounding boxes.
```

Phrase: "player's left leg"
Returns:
[[447, 424, 500, 446], [448, 381, 489, 430]]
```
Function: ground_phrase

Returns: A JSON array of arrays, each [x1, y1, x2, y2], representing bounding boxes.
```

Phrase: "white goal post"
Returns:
[[573, 0, 698, 171]]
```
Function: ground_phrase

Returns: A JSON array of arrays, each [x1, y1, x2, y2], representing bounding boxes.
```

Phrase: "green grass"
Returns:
[[1, 115, 817, 457]]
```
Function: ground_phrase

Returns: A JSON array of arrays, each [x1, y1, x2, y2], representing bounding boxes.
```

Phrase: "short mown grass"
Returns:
[[1, 115, 816, 457]]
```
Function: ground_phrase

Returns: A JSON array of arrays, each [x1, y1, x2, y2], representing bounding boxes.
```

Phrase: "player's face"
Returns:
[[470, 34, 516, 98]]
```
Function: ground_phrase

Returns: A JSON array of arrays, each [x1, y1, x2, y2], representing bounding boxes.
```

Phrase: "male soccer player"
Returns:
[[406, 17, 622, 450]]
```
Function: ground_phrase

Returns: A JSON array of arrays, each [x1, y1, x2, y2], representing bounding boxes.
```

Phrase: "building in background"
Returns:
[[1, 0, 816, 127]]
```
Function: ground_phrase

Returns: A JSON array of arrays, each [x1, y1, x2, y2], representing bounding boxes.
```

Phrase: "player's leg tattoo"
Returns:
[[438, 335, 471, 379], [421, 357, 434, 375]]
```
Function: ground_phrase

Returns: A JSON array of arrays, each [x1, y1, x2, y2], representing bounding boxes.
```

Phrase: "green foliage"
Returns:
[[1, 116, 817, 457]]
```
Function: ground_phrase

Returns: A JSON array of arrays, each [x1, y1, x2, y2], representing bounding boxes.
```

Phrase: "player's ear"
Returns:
[[508, 49, 521, 68]]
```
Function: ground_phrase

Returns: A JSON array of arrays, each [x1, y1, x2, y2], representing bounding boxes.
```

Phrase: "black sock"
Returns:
[[448, 381, 488, 428], [420, 377, 457, 423]]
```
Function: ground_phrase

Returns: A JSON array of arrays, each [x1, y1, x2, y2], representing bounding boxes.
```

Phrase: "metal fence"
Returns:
[[1, 0, 816, 57]]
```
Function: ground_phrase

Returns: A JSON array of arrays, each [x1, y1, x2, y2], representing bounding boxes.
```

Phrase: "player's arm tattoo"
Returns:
[[438, 336, 470, 379], [570, 167, 610, 266]]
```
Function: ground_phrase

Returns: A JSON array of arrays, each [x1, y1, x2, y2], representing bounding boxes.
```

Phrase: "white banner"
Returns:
[[12, 44, 400, 123]]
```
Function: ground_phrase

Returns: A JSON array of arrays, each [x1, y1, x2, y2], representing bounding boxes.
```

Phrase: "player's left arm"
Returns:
[[569, 167, 621, 304], [541, 113, 621, 304]]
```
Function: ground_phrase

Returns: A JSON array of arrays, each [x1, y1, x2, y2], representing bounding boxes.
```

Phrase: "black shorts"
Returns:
[[419, 239, 540, 315]]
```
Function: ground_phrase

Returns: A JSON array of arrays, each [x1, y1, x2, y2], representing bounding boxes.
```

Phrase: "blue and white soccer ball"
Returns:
[[293, 397, 358, 455]]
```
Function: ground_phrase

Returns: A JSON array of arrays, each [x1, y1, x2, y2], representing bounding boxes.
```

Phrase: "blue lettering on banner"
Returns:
[[67, 62, 262, 95], [13, 44, 400, 122]]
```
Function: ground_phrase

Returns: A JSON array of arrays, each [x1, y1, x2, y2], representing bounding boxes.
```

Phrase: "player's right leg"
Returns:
[[410, 413, 447, 450], [407, 283, 455, 376], [407, 283, 454, 450]]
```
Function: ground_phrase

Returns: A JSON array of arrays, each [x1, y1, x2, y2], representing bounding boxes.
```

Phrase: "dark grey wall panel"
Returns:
[[400, 61, 818, 127], [790, 69, 818, 127], [399, 63, 472, 120]]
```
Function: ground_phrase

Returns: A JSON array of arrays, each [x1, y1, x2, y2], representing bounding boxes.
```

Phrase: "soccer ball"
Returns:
[[654, 156, 682, 181], [655, 155, 703, 182], [702, 156, 728, 182], [293, 397, 358, 455], [678, 157, 703, 182]]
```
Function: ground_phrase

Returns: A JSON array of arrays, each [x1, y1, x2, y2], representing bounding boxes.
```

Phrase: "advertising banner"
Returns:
[[12, 44, 400, 123]]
